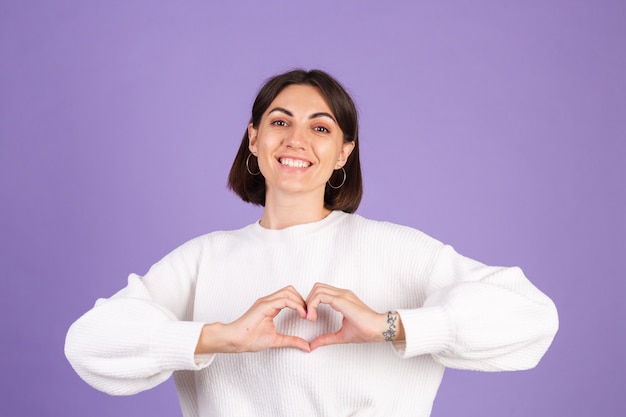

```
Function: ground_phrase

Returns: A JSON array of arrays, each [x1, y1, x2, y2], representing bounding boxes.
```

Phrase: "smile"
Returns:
[[279, 157, 311, 168]]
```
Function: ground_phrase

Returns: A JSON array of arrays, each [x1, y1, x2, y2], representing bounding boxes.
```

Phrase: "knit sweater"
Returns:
[[65, 211, 558, 417]]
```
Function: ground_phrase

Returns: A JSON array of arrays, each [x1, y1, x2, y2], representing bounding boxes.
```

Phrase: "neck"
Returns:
[[260, 190, 331, 230]]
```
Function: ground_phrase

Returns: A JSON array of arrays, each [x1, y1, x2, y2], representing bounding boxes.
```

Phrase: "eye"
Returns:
[[314, 126, 330, 133], [271, 120, 288, 127]]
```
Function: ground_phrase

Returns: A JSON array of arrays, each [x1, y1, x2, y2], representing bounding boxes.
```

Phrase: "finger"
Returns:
[[273, 334, 311, 352], [260, 285, 301, 301], [306, 294, 338, 322], [255, 287, 307, 313], [277, 285, 306, 300], [305, 283, 333, 321], [265, 286, 308, 318], [309, 331, 344, 351], [306, 289, 350, 321], [304, 293, 323, 322], [306, 283, 354, 305], [260, 296, 307, 319], [282, 286, 308, 318], [306, 282, 343, 300]]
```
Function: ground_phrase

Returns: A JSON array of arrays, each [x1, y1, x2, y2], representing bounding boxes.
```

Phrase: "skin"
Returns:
[[195, 85, 404, 354], [249, 84, 354, 230]]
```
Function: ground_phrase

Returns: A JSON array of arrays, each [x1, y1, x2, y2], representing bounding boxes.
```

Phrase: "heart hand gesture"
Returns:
[[195, 283, 404, 354]]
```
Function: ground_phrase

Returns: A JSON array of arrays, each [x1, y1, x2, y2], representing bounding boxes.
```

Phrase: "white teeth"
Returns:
[[280, 158, 310, 168]]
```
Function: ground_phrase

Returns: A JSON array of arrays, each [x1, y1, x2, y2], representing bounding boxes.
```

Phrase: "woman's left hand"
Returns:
[[305, 282, 404, 350]]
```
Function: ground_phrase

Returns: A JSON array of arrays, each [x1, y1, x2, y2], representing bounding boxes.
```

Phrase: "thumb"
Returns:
[[309, 331, 344, 351], [274, 334, 311, 353]]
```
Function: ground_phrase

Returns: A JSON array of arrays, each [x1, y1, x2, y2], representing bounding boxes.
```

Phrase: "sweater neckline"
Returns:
[[250, 210, 347, 239]]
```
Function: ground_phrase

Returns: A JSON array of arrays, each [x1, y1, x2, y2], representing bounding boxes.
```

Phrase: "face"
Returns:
[[248, 84, 355, 201]]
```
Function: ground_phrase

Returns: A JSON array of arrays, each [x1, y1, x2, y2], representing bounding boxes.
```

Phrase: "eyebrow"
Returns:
[[268, 107, 336, 123]]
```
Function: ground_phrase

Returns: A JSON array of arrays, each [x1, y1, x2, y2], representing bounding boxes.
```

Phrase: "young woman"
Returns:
[[66, 69, 558, 416]]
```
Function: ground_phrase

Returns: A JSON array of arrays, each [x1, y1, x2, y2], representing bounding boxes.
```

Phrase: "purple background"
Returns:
[[1, 1, 624, 416]]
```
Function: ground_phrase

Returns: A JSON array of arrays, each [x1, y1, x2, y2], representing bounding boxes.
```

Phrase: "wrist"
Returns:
[[382, 311, 405, 342], [195, 322, 234, 354]]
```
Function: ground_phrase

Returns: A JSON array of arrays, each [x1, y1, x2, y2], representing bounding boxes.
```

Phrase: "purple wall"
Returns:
[[1, 1, 624, 416]]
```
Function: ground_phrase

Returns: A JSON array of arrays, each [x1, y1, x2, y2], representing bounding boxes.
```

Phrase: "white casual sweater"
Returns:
[[65, 211, 558, 417]]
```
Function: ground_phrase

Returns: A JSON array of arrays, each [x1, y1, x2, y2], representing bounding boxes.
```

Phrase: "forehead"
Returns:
[[268, 84, 332, 114]]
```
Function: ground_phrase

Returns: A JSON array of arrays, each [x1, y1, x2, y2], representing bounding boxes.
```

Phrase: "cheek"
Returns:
[[254, 136, 273, 156], [329, 141, 347, 163]]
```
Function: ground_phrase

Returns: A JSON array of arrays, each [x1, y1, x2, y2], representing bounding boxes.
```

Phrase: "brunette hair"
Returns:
[[227, 69, 362, 212]]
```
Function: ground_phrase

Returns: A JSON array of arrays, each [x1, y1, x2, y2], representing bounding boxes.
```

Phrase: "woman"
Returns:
[[65, 69, 558, 416]]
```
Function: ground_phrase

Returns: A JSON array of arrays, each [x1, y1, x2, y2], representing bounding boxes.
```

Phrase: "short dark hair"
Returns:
[[228, 69, 362, 213]]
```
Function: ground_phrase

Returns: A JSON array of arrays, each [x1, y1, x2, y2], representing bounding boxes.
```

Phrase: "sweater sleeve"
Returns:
[[64, 238, 215, 395], [392, 244, 559, 371]]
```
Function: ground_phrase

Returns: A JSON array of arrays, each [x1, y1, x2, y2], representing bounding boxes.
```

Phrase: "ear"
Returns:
[[248, 123, 258, 155], [335, 141, 356, 169]]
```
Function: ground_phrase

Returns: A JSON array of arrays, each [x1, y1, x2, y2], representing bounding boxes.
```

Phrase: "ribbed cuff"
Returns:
[[150, 320, 216, 371], [392, 306, 452, 358]]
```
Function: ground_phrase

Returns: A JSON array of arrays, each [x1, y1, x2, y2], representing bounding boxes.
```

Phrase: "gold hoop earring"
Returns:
[[327, 167, 346, 189], [246, 153, 261, 176]]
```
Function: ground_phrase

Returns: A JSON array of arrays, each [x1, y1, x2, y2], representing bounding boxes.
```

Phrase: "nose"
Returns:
[[284, 124, 307, 149]]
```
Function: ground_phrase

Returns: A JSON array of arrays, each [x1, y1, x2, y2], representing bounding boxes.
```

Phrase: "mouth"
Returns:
[[278, 157, 312, 168]]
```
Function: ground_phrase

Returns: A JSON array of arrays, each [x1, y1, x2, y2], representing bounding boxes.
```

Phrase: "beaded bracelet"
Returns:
[[382, 311, 398, 342]]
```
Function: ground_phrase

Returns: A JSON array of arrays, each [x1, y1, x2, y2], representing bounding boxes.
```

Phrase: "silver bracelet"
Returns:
[[382, 311, 398, 342]]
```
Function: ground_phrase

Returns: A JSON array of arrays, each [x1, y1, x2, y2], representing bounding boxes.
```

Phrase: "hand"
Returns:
[[196, 286, 311, 354], [305, 283, 399, 351]]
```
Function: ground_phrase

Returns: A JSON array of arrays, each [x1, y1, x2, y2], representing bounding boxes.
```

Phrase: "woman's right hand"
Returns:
[[195, 286, 311, 354]]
